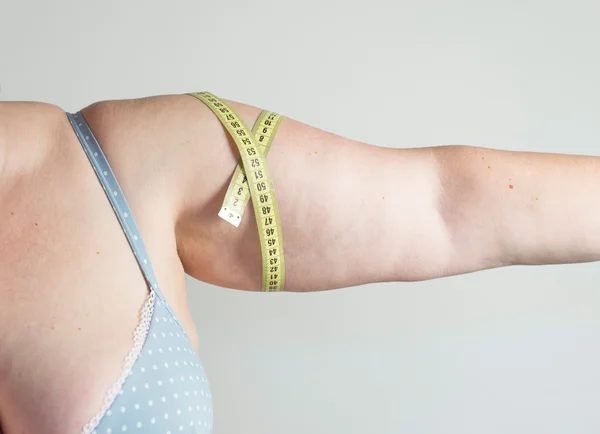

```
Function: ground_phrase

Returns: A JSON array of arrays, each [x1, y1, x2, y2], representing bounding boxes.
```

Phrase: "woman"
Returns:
[[0, 92, 598, 434]]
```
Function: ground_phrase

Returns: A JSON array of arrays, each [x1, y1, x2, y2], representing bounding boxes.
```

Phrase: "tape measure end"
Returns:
[[218, 208, 242, 227]]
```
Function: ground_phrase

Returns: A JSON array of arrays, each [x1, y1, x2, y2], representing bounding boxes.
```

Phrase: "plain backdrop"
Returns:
[[2, 1, 600, 433]]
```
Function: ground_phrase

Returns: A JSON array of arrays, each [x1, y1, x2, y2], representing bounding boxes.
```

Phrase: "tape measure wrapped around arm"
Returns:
[[188, 92, 286, 292], [218, 110, 284, 226]]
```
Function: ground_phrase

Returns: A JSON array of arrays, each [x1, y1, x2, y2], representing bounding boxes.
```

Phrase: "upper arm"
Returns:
[[172, 95, 458, 291]]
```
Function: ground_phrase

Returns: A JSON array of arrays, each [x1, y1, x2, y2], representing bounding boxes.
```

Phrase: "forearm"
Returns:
[[436, 145, 600, 271]]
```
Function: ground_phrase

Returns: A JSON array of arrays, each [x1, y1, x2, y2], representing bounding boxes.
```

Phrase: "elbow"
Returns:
[[431, 145, 510, 277]]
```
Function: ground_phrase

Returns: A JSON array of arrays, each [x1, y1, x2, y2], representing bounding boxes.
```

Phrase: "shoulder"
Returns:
[[0, 100, 67, 142], [0, 101, 70, 183], [77, 93, 261, 218]]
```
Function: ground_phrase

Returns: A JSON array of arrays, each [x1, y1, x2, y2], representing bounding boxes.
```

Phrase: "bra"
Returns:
[[66, 112, 214, 434]]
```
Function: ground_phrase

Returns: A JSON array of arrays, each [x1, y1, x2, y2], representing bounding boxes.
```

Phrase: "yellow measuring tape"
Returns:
[[217, 110, 285, 227], [189, 92, 286, 292]]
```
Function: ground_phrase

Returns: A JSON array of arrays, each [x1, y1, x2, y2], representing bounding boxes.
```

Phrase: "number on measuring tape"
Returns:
[[188, 92, 286, 292], [217, 110, 284, 227]]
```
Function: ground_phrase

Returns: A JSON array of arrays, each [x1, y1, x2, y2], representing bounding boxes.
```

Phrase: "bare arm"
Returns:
[[174, 96, 600, 291], [84, 95, 600, 292], [172, 95, 449, 291], [436, 145, 600, 270]]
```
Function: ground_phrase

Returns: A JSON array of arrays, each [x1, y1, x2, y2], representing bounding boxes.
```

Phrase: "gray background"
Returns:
[[2, 1, 600, 433]]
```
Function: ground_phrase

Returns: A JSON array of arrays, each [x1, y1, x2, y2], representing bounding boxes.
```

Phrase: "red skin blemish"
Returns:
[[509, 185, 514, 189], [35, 223, 38, 226]]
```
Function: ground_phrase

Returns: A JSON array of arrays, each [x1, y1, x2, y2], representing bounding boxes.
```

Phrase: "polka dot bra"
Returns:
[[67, 112, 214, 434]]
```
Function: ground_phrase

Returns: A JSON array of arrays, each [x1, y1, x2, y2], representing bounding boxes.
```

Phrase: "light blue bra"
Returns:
[[67, 112, 214, 434]]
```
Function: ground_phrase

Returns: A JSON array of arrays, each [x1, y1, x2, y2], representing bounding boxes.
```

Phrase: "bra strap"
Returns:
[[66, 112, 176, 315]]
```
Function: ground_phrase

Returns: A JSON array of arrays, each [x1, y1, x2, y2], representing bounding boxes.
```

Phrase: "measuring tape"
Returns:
[[189, 92, 286, 292], [218, 109, 284, 227]]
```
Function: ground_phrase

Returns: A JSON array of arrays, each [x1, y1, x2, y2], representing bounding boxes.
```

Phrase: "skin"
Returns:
[[0, 95, 599, 433]]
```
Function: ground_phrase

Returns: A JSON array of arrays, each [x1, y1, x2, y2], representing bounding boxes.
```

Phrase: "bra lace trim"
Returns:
[[80, 290, 156, 434]]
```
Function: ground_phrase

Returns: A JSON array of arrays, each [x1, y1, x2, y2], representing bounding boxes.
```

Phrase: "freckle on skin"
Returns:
[[488, 166, 491, 169], [97, 251, 100, 254]]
